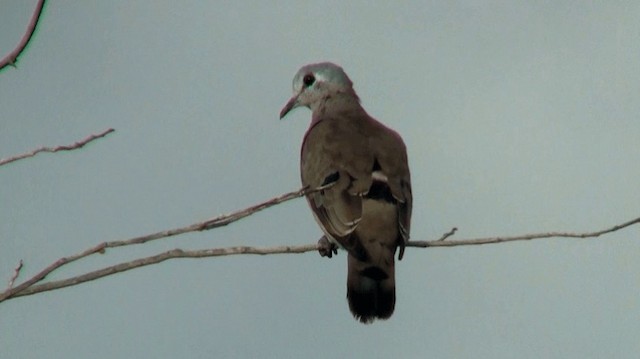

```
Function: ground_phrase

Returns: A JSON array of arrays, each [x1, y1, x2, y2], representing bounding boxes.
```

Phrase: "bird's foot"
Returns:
[[317, 236, 338, 258]]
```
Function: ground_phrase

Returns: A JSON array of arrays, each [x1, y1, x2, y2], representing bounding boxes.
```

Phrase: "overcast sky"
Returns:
[[1, 1, 640, 358]]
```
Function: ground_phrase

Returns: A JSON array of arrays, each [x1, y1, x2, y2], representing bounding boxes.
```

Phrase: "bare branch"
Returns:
[[0, 128, 115, 166], [9, 244, 318, 298], [0, 187, 310, 302], [7, 260, 23, 289], [0, 0, 47, 71], [408, 216, 640, 248], [2, 211, 638, 302]]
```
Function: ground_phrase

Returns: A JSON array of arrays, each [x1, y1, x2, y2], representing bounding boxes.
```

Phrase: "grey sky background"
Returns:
[[1, 1, 639, 358]]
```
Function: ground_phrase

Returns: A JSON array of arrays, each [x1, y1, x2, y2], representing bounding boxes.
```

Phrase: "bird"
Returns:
[[279, 62, 412, 323]]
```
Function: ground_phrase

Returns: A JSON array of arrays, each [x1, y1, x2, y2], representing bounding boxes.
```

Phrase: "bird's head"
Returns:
[[280, 62, 357, 119]]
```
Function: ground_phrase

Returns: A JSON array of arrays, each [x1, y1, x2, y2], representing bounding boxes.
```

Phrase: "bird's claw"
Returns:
[[317, 236, 338, 258]]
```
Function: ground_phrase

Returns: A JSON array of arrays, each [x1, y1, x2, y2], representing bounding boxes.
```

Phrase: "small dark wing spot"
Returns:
[[372, 158, 382, 172], [366, 181, 396, 203], [321, 172, 340, 186]]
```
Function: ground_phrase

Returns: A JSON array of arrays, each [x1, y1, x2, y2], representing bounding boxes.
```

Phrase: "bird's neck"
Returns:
[[310, 90, 365, 122]]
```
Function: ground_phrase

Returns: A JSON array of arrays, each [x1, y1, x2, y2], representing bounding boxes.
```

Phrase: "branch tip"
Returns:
[[7, 260, 24, 289], [0, 128, 115, 166], [437, 227, 458, 241]]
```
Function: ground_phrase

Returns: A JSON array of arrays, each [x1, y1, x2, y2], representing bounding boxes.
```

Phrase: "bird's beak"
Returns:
[[279, 95, 299, 119]]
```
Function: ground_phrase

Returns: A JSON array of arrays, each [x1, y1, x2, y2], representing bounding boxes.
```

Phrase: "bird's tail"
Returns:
[[346, 254, 396, 324]]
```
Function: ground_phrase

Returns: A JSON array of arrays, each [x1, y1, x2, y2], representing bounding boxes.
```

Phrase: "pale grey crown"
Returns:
[[290, 62, 354, 95]]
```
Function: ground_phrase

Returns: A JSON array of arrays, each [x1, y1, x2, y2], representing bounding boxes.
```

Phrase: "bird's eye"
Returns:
[[303, 74, 315, 87]]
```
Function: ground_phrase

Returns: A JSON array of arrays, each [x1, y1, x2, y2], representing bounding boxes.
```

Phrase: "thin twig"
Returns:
[[408, 216, 640, 248], [437, 227, 457, 241], [106, 186, 310, 248], [0, 0, 47, 71], [9, 244, 318, 298], [7, 260, 24, 289], [0, 128, 115, 166]]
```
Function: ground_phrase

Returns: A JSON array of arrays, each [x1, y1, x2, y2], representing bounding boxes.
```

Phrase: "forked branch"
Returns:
[[2, 185, 638, 302]]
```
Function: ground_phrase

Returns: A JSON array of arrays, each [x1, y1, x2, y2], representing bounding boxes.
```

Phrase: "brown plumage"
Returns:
[[280, 62, 412, 323]]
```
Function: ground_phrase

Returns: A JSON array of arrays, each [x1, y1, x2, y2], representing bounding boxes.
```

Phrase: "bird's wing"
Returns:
[[300, 117, 373, 249], [366, 117, 412, 259]]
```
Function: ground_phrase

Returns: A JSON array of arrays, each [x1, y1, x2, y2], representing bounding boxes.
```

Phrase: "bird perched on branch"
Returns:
[[280, 62, 412, 323]]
